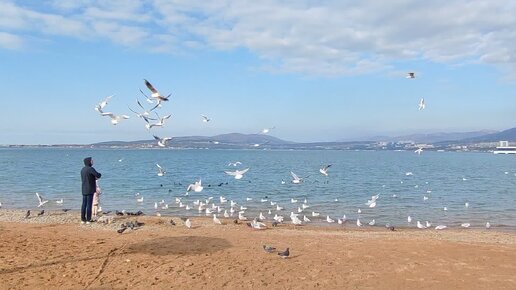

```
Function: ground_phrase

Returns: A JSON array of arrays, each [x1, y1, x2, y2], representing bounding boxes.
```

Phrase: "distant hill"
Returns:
[[459, 127, 516, 143], [92, 133, 293, 147], [339, 130, 498, 143]]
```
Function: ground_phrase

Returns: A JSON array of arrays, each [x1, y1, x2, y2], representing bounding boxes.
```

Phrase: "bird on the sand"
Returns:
[[263, 245, 276, 253], [278, 248, 290, 259]]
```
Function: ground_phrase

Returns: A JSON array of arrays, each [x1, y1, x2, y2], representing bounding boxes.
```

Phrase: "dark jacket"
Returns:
[[81, 157, 101, 196]]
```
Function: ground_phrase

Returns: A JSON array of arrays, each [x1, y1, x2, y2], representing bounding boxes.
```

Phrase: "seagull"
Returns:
[[415, 148, 423, 155], [156, 164, 166, 176], [435, 225, 447, 230], [224, 168, 250, 180], [182, 218, 192, 229], [100, 112, 130, 125], [228, 161, 242, 167], [263, 245, 276, 253], [312, 212, 320, 217], [213, 214, 222, 225], [368, 201, 377, 208], [291, 215, 303, 225], [486, 222, 491, 229], [357, 209, 362, 214], [368, 219, 375, 226], [406, 72, 416, 79], [425, 221, 432, 228], [461, 223, 471, 228], [145, 113, 172, 130], [201, 115, 211, 123], [277, 248, 290, 259], [154, 135, 172, 147], [94, 95, 114, 114], [186, 179, 203, 192], [128, 99, 155, 119], [143, 79, 170, 103], [303, 215, 311, 222], [261, 126, 275, 134], [407, 216, 412, 223], [36, 192, 48, 207], [319, 164, 332, 176], [326, 216, 335, 223], [291, 198, 298, 203], [418, 98, 425, 111], [250, 219, 267, 230], [417, 221, 426, 229], [290, 171, 305, 184], [465, 202, 469, 208], [56, 199, 63, 204], [259, 212, 266, 220], [136, 196, 144, 202], [356, 218, 363, 227]]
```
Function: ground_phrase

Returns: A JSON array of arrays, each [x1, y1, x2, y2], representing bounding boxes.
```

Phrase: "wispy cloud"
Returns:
[[0, 31, 23, 49], [2, 0, 516, 77]]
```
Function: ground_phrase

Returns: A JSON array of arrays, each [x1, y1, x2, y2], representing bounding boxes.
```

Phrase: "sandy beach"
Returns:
[[1, 209, 515, 290]]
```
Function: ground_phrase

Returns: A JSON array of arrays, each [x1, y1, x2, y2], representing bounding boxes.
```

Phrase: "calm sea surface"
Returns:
[[1, 148, 515, 228]]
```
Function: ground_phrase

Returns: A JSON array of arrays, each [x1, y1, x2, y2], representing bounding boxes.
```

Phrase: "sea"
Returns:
[[1, 147, 515, 228]]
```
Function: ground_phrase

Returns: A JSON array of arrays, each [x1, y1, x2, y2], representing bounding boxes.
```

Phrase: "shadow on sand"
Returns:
[[125, 236, 232, 256]]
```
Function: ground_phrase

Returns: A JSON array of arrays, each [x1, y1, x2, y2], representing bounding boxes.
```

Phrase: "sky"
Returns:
[[0, 0, 515, 145]]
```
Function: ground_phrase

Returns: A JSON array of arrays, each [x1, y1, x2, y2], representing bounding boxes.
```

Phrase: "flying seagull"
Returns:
[[94, 95, 114, 114], [201, 115, 211, 123], [144, 79, 170, 103], [156, 164, 166, 177], [186, 179, 203, 192], [418, 98, 426, 110], [260, 126, 275, 134], [415, 148, 423, 155], [319, 164, 332, 176], [36, 192, 48, 207], [154, 135, 172, 147], [406, 72, 415, 79], [224, 168, 250, 180], [100, 112, 130, 125]]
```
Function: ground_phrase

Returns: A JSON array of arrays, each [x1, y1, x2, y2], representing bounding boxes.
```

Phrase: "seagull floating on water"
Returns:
[[156, 164, 166, 176]]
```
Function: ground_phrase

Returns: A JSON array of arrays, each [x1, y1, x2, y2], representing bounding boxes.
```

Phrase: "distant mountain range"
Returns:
[[356, 130, 499, 143], [90, 127, 516, 149]]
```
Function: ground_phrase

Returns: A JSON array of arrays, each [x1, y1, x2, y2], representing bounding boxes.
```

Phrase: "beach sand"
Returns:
[[1, 209, 515, 289]]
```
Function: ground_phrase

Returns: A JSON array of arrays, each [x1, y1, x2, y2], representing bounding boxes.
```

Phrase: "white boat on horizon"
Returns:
[[493, 141, 516, 154]]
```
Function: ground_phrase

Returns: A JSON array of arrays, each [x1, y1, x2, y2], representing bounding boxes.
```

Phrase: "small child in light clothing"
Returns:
[[92, 180, 101, 218]]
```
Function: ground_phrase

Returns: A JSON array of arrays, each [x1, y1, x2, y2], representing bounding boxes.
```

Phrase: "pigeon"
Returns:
[[170, 219, 176, 226], [319, 164, 332, 176], [278, 248, 290, 259], [263, 245, 276, 253], [117, 227, 127, 234], [406, 72, 416, 79], [37, 210, 45, 216], [25, 210, 31, 219]]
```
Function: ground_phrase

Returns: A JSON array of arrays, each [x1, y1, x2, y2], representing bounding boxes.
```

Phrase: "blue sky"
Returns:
[[1, 0, 515, 144]]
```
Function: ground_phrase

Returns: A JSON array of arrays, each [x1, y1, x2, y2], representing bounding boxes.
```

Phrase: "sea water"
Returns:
[[0, 148, 515, 228]]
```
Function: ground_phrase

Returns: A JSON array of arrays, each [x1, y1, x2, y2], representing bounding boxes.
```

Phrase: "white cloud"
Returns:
[[0, 32, 23, 49], [2, 0, 516, 77]]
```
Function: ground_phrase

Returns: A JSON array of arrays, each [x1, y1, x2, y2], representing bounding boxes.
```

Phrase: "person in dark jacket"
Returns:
[[81, 157, 101, 223]]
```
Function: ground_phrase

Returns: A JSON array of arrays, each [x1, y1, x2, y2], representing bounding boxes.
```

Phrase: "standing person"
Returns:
[[81, 157, 101, 224]]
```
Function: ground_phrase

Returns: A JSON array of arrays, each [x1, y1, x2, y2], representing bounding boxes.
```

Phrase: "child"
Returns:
[[92, 179, 101, 219]]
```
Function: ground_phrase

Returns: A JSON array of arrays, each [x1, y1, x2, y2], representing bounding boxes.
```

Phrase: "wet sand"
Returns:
[[0, 209, 515, 289]]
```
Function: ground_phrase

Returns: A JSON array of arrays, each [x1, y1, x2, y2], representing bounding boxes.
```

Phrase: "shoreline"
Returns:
[[1, 209, 516, 289]]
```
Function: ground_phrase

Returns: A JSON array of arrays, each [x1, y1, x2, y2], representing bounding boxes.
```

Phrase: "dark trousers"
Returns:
[[81, 194, 93, 222]]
